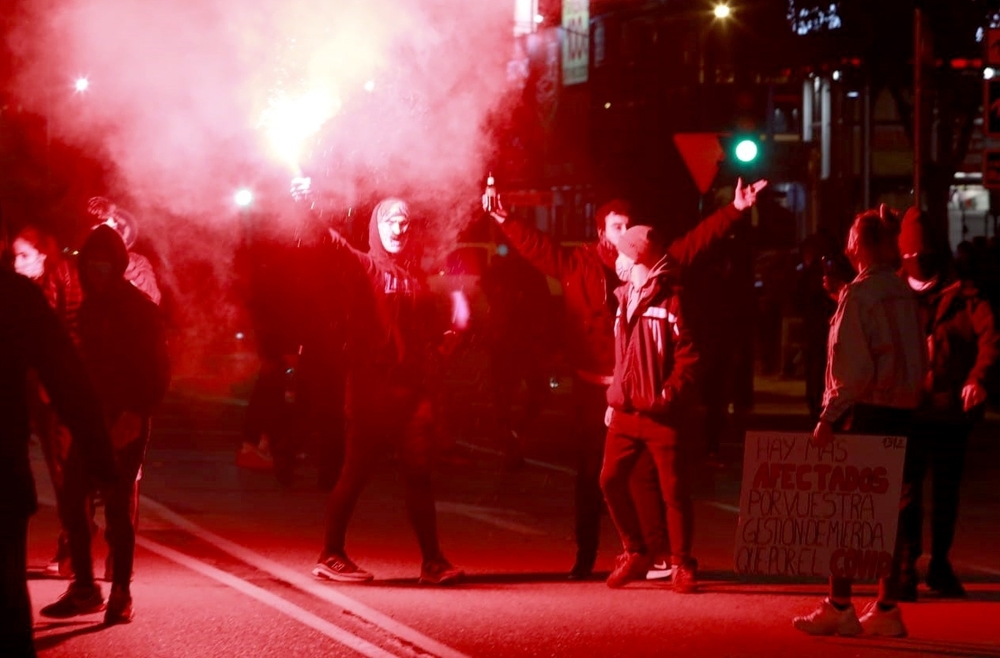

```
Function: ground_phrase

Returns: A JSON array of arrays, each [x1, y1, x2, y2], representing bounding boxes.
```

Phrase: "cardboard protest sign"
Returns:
[[734, 432, 907, 580]]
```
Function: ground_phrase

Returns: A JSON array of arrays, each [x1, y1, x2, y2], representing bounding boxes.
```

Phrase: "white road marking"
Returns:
[[436, 502, 546, 536], [139, 495, 471, 658], [135, 535, 397, 658]]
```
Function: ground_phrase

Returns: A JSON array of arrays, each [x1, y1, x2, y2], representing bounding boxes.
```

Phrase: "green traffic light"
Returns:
[[734, 138, 759, 163]]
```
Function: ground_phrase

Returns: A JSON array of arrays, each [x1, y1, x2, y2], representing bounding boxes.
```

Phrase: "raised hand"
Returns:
[[482, 193, 508, 224], [733, 178, 769, 211]]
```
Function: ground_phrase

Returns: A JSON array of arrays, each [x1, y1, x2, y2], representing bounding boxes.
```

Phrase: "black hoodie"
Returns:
[[77, 226, 170, 421], [328, 199, 446, 385]]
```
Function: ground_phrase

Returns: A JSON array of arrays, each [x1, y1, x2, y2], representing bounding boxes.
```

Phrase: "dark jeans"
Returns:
[[573, 380, 669, 568], [830, 404, 914, 601], [322, 372, 442, 563], [0, 513, 35, 657], [62, 419, 149, 592], [600, 410, 692, 566], [897, 417, 972, 573]]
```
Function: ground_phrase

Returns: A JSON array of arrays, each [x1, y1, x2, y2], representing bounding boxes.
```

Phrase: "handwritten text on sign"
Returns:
[[734, 432, 906, 580]]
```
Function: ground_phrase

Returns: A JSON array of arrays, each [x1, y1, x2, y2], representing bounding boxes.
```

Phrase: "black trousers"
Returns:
[[322, 372, 442, 563], [0, 513, 35, 657], [897, 416, 972, 572], [573, 379, 670, 567], [62, 420, 149, 591]]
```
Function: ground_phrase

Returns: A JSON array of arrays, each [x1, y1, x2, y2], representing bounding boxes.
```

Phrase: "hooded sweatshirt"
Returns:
[[77, 226, 170, 421], [328, 199, 446, 385], [606, 255, 698, 419]]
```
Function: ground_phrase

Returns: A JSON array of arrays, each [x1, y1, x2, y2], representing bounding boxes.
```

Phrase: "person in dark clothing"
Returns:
[[40, 225, 170, 625], [794, 232, 848, 421], [895, 209, 999, 601], [480, 246, 555, 470], [0, 268, 116, 657], [486, 179, 767, 579], [234, 227, 308, 483], [12, 225, 86, 577], [600, 225, 701, 591], [312, 198, 465, 585]]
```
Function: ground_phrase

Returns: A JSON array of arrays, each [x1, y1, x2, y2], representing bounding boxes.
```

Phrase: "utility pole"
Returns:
[[913, 3, 923, 207]]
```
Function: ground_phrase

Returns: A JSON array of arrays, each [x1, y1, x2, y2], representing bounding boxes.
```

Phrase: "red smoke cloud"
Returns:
[[6, 0, 516, 384]]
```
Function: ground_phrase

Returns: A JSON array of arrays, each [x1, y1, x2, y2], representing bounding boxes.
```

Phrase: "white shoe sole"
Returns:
[[311, 565, 374, 583], [646, 567, 674, 581]]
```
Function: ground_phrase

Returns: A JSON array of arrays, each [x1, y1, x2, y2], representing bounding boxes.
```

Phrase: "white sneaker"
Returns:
[[793, 598, 862, 636], [859, 602, 907, 637], [645, 559, 674, 581]]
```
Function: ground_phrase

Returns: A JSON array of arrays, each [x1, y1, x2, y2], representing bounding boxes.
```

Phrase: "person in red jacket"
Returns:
[[895, 208, 999, 600], [600, 225, 701, 590], [486, 180, 766, 579]]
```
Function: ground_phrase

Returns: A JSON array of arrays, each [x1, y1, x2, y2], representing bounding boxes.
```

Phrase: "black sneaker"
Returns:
[[311, 554, 374, 583], [104, 586, 134, 625], [672, 559, 699, 593], [606, 552, 653, 589], [40, 583, 105, 618], [419, 559, 464, 586], [927, 560, 966, 598]]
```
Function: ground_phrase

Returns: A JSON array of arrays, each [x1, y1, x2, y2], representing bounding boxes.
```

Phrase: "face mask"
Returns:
[[615, 260, 633, 284], [13, 241, 46, 280], [378, 216, 408, 254]]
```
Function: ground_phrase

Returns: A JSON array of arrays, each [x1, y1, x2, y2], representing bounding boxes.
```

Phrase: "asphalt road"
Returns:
[[24, 383, 1000, 658]]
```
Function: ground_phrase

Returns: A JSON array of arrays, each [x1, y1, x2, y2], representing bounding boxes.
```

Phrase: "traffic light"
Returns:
[[733, 136, 760, 164], [721, 133, 764, 174]]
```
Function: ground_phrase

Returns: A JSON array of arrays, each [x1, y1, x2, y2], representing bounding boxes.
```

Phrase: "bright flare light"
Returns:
[[74, 77, 89, 92], [234, 189, 253, 207], [363, 80, 376, 93], [713, 4, 731, 19], [259, 88, 341, 173], [985, 67, 996, 80]]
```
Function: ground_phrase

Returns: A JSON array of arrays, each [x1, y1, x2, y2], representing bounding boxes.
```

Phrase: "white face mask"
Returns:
[[13, 239, 46, 280], [378, 214, 409, 254], [615, 253, 634, 284]]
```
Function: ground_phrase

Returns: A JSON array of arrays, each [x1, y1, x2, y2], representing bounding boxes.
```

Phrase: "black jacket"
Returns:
[[328, 208, 449, 386], [0, 270, 116, 517]]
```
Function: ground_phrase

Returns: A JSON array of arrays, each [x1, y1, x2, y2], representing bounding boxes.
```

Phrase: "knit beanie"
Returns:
[[617, 225, 665, 266], [898, 207, 929, 256]]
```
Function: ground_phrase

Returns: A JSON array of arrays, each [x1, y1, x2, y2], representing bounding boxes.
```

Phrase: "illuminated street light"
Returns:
[[234, 189, 253, 207], [534, 13, 544, 24], [713, 4, 731, 19], [985, 67, 996, 80], [74, 77, 89, 92]]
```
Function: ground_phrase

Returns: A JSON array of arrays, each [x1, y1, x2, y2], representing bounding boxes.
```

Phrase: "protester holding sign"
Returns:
[[793, 208, 925, 638]]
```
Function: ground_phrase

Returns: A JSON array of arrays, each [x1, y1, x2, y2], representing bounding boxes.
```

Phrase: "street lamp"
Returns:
[[74, 77, 89, 93], [713, 4, 731, 19]]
